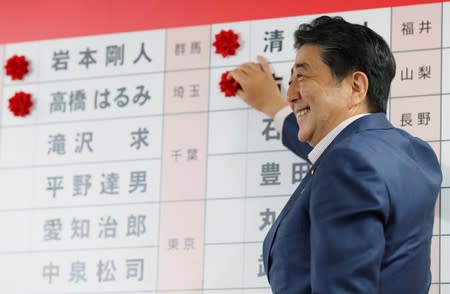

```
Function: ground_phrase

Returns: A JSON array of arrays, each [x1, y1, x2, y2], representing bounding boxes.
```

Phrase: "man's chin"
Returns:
[[297, 133, 306, 143], [297, 133, 313, 147]]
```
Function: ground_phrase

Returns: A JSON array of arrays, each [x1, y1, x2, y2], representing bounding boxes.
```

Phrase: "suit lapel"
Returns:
[[263, 170, 314, 278]]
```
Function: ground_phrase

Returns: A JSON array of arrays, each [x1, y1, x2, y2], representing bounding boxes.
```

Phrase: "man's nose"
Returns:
[[287, 82, 300, 103]]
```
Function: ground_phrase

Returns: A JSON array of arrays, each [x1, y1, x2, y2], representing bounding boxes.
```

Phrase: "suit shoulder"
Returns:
[[326, 127, 441, 187]]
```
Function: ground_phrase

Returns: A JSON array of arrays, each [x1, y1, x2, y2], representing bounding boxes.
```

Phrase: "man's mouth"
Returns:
[[296, 107, 310, 120]]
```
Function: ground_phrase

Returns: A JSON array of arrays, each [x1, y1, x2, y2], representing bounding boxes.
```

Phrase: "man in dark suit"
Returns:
[[230, 16, 442, 293]]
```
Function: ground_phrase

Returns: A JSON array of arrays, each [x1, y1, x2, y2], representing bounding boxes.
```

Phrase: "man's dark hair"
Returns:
[[294, 16, 396, 113]]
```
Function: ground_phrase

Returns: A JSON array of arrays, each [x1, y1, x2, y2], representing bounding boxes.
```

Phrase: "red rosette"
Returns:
[[8, 91, 33, 117], [4, 55, 30, 80], [219, 71, 241, 97], [213, 29, 240, 57]]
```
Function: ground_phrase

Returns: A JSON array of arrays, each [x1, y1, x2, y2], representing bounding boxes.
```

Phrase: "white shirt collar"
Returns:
[[308, 113, 370, 164]]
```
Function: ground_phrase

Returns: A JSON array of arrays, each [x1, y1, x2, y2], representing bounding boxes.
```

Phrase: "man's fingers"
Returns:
[[237, 63, 260, 75], [230, 57, 272, 87], [228, 69, 247, 86], [257, 55, 271, 73]]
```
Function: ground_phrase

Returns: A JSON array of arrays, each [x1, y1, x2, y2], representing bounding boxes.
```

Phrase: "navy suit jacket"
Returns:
[[262, 113, 442, 293]]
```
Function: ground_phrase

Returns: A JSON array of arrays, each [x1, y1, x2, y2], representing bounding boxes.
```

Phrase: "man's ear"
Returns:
[[348, 71, 369, 109]]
